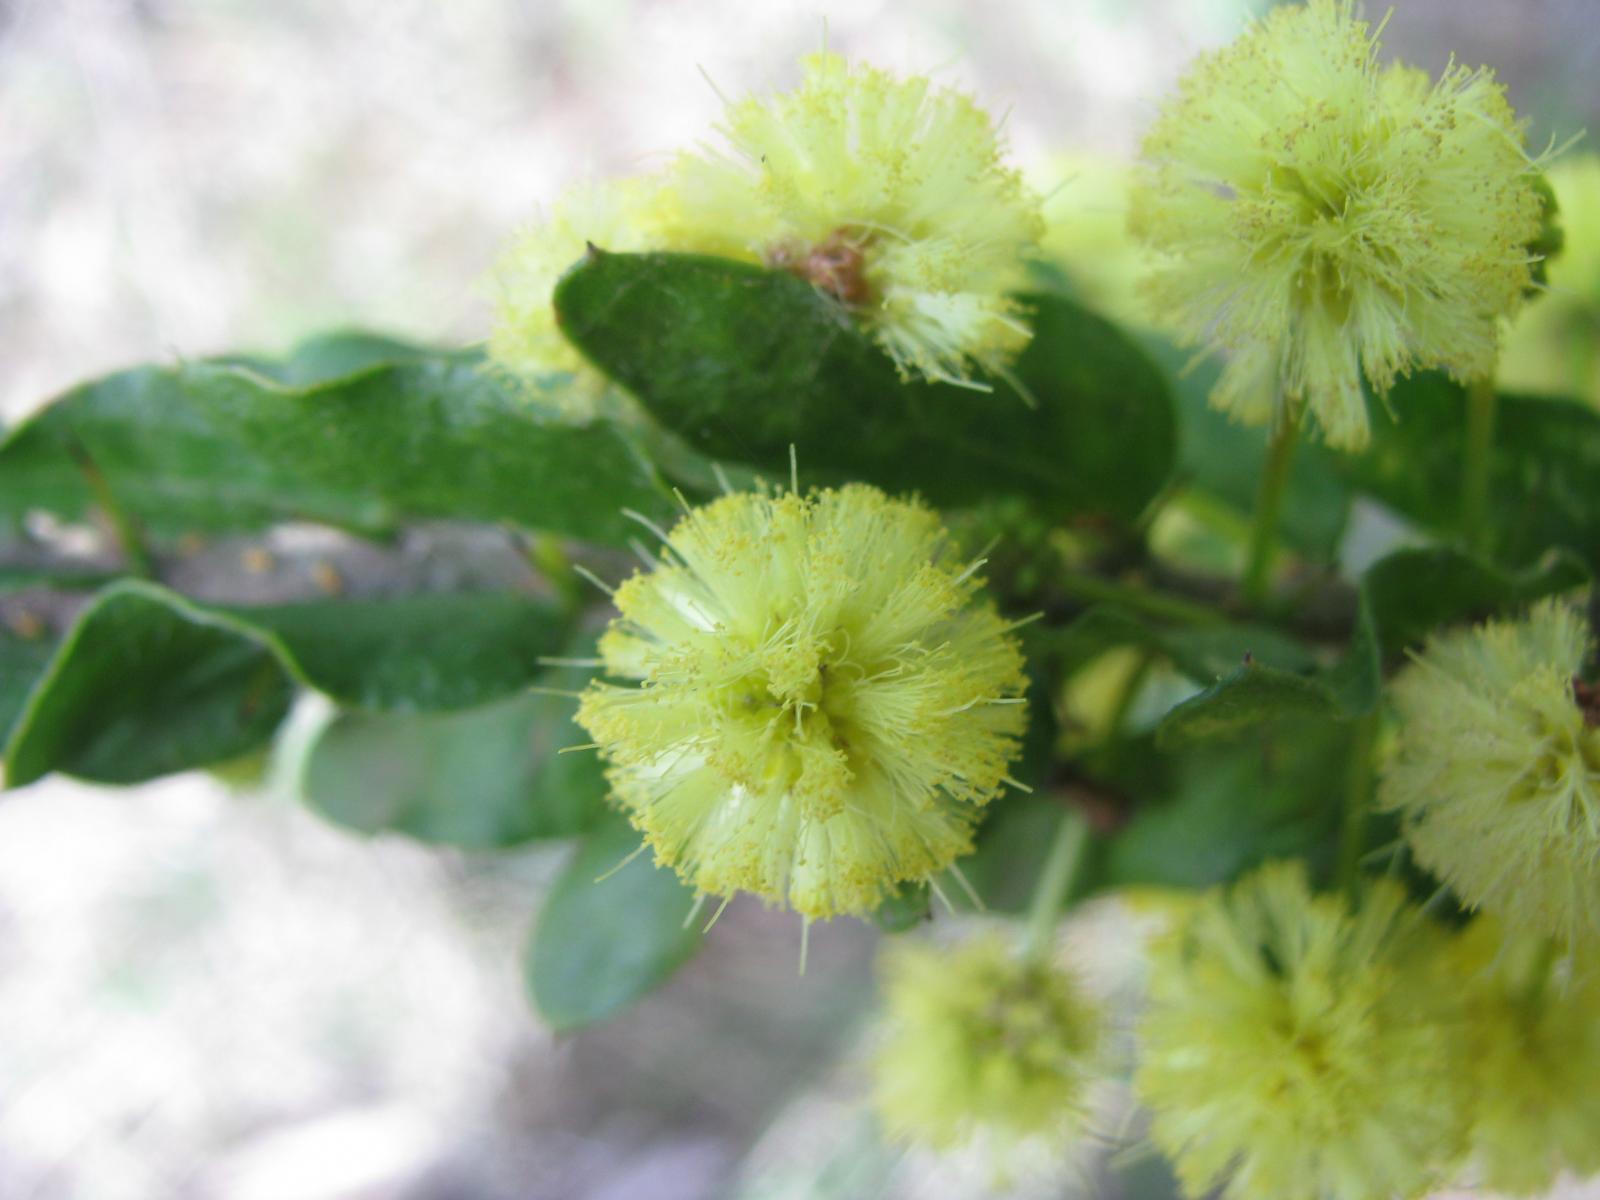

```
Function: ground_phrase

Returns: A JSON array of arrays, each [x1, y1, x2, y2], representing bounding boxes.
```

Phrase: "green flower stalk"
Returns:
[[1379, 600, 1600, 956], [575, 484, 1028, 921], [872, 934, 1104, 1151], [663, 52, 1045, 390], [1131, 0, 1544, 451], [1136, 861, 1464, 1200], [1450, 919, 1600, 1195]]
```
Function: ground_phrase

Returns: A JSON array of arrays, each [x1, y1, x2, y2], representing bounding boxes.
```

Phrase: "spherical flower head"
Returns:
[[575, 483, 1028, 920], [872, 934, 1104, 1151], [487, 176, 673, 419], [1448, 918, 1600, 1195], [1379, 600, 1600, 956], [661, 52, 1045, 390], [1136, 860, 1465, 1200], [1130, 0, 1544, 451]]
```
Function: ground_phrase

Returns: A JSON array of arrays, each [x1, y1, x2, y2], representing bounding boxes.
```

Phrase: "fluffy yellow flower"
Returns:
[[1379, 600, 1600, 955], [575, 484, 1028, 920], [1501, 154, 1600, 404], [872, 934, 1104, 1150], [1449, 919, 1600, 1195], [662, 52, 1044, 390], [1131, 0, 1544, 450], [1136, 861, 1465, 1200], [487, 176, 672, 419]]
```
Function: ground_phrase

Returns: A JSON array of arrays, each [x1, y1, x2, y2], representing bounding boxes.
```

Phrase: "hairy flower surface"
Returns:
[[662, 52, 1044, 389], [1137, 861, 1464, 1200], [872, 934, 1103, 1150], [575, 484, 1027, 920], [1131, 0, 1543, 450], [1449, 919, 1600, 1195], [487, 177, 671, 419], [1379, 600, 1600, 953]]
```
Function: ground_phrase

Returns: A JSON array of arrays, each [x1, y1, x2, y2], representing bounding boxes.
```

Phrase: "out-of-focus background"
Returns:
[[1, 2, 1596, 1197]]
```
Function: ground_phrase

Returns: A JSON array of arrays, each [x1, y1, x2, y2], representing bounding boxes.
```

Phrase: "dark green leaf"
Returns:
[[239, 592, 568, 712], [0, 630, 59, 749], [1358, 545, 1589, 658], [1345, 373, 1600, 567], [301, 687, 607, 849], [4, 586, 294, 787], [0, 347, 669, 546], [1032, 606, 1316, 684], [1104, 725, 1349, 891], [554, 251, 1176, 521], [1157, 664, 1340, 746], [3, 582, 570, 788], [526, 815, 703, 1031]]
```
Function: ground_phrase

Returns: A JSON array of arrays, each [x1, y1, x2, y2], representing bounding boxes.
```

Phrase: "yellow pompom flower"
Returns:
[[1136, 861, 1465, 1200], [487, 176, 672, 419], [1131, 0, 1544, 451], [1449, 919, 1600, 1195], [1379, 600, 1600, 954], [575, 484, 1028, 920], [662, 52, 1045, 390], [872, 934, 1104, 1150]]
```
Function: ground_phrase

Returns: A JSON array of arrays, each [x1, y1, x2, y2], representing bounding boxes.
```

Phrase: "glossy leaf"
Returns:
[[1345, 373, 1600, 567], [554, 250, 1176, 521], [526, 816, 703, 1032], [301, 685, 608, 850], [3, 582, 570, 788], [0, 342, 669, 546]]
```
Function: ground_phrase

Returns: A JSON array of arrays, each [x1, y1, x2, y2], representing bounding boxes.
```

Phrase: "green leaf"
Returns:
[[1033, 606, 1316, 684], [1154, 546, 1588, 744], [1157, 664, 1341, 746], [237, 592, 569, 712], [0, 345, 669, 546], [0, 630, 59, 748], [554, 251, 1176, 521], [526, 816, 703, 1031], [1103, 725, 1349, 893], [1358, 545, 1589, 658], [3, 582, 570, 788], [4, 586, 294, 787], [301, 685, 607, 850], [1345, 373, 1600, 567]]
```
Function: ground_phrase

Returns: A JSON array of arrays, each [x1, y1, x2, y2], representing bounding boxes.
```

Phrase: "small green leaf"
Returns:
[[1157, 665, 1340, 746], [527, 816, 703, 1031], [0, 344, 669, 546], [1153, 546, 1587, 743], [301, 687, 607, 849], [554, 251, 1176, 520], [4, 587, 294, 787], [1104, 725, 1349, 894], [1345, 373, 1600, 567], [3, 582, 570, 788]]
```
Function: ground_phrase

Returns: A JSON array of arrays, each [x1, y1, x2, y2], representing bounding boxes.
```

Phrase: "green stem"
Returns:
[[1242, 416, 1298, 607], [1055, 568, 1223, 627], [1461, 376, 1498, 557], [69, 441, 153, 579], [1337, 711, 1379, 901], [1023, 807, 1091, 964]]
